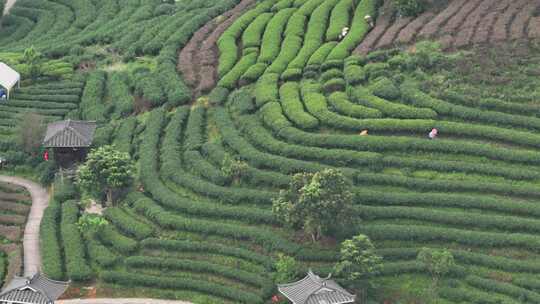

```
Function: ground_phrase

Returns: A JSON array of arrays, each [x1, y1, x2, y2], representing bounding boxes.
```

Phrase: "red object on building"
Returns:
[[272, 295, 280, 303], [43, 150, 49, 161]]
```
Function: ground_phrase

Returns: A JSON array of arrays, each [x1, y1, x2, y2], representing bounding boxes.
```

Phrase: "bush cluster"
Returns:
[[61, 201, 92, 281]]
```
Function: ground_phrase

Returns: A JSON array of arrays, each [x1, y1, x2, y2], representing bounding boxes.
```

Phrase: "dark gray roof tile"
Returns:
[[43, 120, 97, 148]]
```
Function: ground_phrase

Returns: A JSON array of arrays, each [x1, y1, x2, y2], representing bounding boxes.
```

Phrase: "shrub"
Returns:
[[254, 73, 279, 107], [208, 87, 230, 105], [344, 64, 366, 85], [183, 106, 206, 151], [322, 78, 346, 93], [61, 201, 92, 281], [40, 199, 63, 280], [394, 0, 427, 17], [328, 91, 382, 118], [242, 13, 273, 48], [279, 82, 319, 129], [80, 71, 107, 122], [103, 207, 154, 240], [101, 271, 263, 303], [369, 77, 400, 100], [259, 8, 296, 64], [98, 224, 138, 254]]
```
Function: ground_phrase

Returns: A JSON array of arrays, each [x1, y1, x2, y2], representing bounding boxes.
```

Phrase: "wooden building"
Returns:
[[42, 120, 97, 167], [278, 270, 357, 304], [0, 272, 69, 304]]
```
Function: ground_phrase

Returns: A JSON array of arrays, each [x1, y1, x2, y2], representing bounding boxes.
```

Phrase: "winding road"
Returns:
[[0, 175, 48, 277], [0, 175, 195, 304], [2, 0, 16, 15]]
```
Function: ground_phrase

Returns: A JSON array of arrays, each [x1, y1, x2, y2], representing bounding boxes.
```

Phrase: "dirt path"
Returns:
[[3, 0, 17, 15], [178, 0, 255, 97], [57, 299, 195, 304], [0, 176, 48, 277]]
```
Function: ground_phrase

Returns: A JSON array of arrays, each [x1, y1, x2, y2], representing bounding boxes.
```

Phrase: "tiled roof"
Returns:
[[43, 120, 97, 148], [278, 270, 356, 304], [0, 272, 69, 304]]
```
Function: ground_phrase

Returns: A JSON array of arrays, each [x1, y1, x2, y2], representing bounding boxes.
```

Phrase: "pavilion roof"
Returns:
[[278, 270, 356, 304], [0, 62, 20, 91], [43, 120, 97, 148], [0, 272, 69, 304]]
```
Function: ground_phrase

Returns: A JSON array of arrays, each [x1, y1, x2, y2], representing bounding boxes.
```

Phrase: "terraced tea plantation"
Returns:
[[2, 0, 540, 303], [0, 182, 31, 286]]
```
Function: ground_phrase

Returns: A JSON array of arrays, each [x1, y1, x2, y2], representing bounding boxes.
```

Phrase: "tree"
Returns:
[[393, 0, 427, 17], [23, 46, 42, 81], [272, 169, 353, 241], [334, 234, 382, 288], [77, 145, 135, 205], [17, 112, 45, 155], [273, 254, 298, 284], [417, 248, 455, 299]]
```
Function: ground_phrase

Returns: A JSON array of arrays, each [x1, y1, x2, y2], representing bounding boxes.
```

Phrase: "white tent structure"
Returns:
[[0, 62, 20, 99]]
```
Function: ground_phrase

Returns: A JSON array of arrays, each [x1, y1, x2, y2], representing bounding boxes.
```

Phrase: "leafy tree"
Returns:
[[272, 169, 353, 241], [417, 248, 455, 299], [334, 234, 382, 288], [78, 213, 108, 234], [221, 154, 248, 181], [77, 145, 135, 205], [273, 254, 298, 284], [16, 112, 45, 155], [393, 0, 427, 17], [23, 46, 42, 81]]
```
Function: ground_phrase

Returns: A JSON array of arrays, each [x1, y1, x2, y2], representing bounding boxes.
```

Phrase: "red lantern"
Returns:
[[272, 295, 280, 303], [43, 150, 49, 161]]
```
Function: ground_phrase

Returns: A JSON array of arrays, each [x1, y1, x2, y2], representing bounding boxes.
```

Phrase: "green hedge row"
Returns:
[[108, 72, 134, 119], [465, 275, 540, 303], [218, 52, 258, 89], [326, 0, 378, 60], [439, 286, 512, 304], [254, 73, 279, 107], [442, 89, 540, 117], [113, 117, 137, 155], [344, 64, 366, 85], [8, 99, 78, 109], [183, 150, 229, 186], [242, 13, 273, 48], [141, 238, 273, 270], [355, 189, 540, 219], [11, 93, 79, 103], [358, 205, 540, 235], [130, 193, 299, 254], [80, 71, 107, 122], [101, 271, 263, 303], [140, 110, 274, 222], [40, 199, 64, 280], [85, 233, 119, 267], [382, 155, 540, 181], [326, 0, 354, 41], [241, 63, 269, 84], [61, 201, 92, 281], [218, 0, 277, 77], [248, 106, 381, 167], [306, 41, 338, 68], [286, 0, 339, 70], [103, 207, 154, 240], [362, 224, 540, 252], [183, 106, 206, 151], [354, 173, 540, 198], [202, 141, 291, 188], [258, 8, 296, 64], [401, 83, 540, 131], [328, 91, 382, 118], [349, 86, 437, 119], [279, 82, 319, 129], [98, 224, 138, 254], [261, 107, 540, 165], [213, 107, 336, 174], [125, 256, 270, 289]]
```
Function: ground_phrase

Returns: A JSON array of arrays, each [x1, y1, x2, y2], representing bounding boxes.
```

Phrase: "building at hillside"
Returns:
[[278, 270, 356, 304], [43, 120, 97, 166], [0, 272, 69, 304], [0, 62, 20, 100]]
